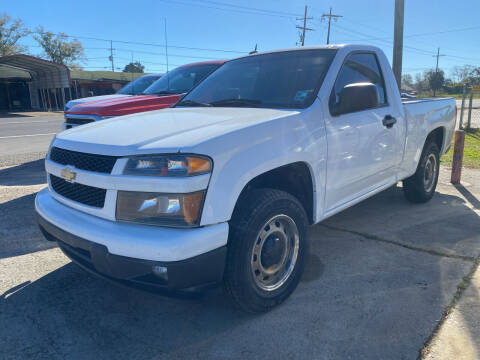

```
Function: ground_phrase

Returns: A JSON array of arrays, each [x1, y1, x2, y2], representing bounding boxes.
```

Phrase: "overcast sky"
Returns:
[[5, 0, 480, 77]]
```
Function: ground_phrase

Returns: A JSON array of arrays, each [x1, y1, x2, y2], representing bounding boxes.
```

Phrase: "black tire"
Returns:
[[403, 141, 440, 203], [224, 188, 308, 313]]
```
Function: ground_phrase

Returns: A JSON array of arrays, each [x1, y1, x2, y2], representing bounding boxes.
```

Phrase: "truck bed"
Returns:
[[401, 97, 454, 105]]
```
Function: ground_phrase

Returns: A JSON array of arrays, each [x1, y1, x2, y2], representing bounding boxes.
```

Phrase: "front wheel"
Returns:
[[224, 189, 308, 313], [403, 141, 440, 203]]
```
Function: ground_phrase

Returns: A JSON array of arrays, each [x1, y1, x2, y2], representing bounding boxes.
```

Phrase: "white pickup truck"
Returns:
[[36, 45, 456, 312]]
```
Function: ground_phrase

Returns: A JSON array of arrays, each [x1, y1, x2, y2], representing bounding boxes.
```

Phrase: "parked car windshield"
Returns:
[[117, 75, 161, 95], [143, 64, 221, 95], [177, 49, 336, 109]]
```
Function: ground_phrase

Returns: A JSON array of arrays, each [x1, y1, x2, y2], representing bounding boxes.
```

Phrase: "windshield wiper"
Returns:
[[154, 91, 177, 95], [141, 90, 174, 95], [209, 98, 262, 107], [175, 99, 212, 107]]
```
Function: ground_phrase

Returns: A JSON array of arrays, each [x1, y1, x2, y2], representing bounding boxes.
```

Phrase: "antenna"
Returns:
[[164, 18, 169, 88]]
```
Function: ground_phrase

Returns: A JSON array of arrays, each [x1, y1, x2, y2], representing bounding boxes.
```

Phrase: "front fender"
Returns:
[[198, 106, 327, 226]]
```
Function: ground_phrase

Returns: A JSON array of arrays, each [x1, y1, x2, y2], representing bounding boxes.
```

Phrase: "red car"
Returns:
[[63, 60, 225, 129]]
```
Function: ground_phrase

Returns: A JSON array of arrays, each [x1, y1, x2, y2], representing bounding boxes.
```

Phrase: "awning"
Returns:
[[0, 54, 70, 88]]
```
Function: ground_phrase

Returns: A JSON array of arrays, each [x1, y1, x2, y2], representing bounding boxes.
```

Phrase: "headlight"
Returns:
[[116, 191, 205, 227], [123, 155, 211, 177]]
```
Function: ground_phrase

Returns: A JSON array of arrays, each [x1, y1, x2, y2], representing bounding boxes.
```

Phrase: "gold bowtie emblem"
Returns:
[[61, 167, 77, 183]]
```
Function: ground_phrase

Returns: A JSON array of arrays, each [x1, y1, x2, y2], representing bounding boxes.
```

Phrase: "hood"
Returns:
[[54, 107, 299, 156], [65, 94, 131, 109], [66, 94, 181, 117]]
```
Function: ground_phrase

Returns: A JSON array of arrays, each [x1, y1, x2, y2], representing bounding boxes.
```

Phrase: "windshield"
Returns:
[[177, 49, 336, 109], [117, 75, 161, 95], [143, 64, 221, 95]]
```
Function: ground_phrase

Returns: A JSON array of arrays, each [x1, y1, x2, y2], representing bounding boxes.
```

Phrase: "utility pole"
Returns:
[[433, 47, 445, 73], [321, 7, 342, 45], [432, 47, 446, 97], [109, 40, 115, 72], [392, 0, 404, 90], [296, 5, 313, 46]]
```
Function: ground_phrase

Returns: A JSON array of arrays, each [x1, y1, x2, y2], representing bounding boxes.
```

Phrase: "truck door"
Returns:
[[324, 52, 403, 213]]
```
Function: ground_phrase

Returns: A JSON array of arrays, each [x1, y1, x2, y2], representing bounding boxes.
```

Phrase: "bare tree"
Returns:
[[34, 27, 85, 67], [0, 12, 30, 56], [401, 74, 413, 89], [451, 65, 475, 84], [414, 73, 428, 93]]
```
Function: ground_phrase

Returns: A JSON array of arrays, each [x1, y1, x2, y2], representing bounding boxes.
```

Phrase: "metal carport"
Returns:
[[0, 54, 71, 111]]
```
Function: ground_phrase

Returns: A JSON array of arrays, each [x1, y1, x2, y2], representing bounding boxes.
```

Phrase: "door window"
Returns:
[[330, 52, 387, 114]]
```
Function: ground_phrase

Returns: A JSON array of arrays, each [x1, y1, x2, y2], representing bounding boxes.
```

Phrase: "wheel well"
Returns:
[[426, 127, 445, 153], [236, 162, 314, 224]]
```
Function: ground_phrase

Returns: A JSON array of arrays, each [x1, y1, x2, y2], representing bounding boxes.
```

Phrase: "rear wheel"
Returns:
[[224, 189, 308, 313], [403, 141, 440, 203]]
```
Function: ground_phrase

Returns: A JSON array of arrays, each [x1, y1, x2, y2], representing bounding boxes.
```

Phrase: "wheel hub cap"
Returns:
[[424, 154, 437, 193], [251, 215, 300, 291]]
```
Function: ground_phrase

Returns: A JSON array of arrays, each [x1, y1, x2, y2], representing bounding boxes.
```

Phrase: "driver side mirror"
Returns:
[[331, 82, 379, 116]]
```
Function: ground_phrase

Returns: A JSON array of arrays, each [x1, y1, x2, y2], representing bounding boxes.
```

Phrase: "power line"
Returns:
[[198, 0, 301, 17], [157, 0, 297, 19], [342, 18, 479, 60], [334, 24, 436, 56], [321, 7, 342, 45], [335, 24, 480, 63], [339, 24, 480, 43], [296, 5, 314, 46], [32, 31, 247, 54]]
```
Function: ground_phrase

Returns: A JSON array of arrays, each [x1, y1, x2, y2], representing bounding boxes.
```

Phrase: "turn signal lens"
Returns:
[[123, 155, 212, 177], [187, 157, 211, 175]]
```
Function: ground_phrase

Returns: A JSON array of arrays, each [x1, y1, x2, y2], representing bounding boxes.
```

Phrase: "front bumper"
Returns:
[[35, 189, 229, 292]]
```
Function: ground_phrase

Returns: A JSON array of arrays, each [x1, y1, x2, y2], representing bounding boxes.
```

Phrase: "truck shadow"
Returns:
[[0, 113, 35, 118], [0, 193, 56, 259], [1, 185, 479, 359], [0, 159, 46, 186]]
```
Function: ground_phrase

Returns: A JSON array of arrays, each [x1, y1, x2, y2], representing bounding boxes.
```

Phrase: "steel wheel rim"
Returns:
[[424, 153, 437, 193], [250, 214, 300, 292]]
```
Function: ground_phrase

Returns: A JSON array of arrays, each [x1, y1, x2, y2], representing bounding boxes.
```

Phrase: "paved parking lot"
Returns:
[[1, 154, 479, 359], [0, 113, 63, 167], [1, 113, 480, 359]]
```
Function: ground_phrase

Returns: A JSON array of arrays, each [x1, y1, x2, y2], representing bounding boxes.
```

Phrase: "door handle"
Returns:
[[382, 115, 397, 128]]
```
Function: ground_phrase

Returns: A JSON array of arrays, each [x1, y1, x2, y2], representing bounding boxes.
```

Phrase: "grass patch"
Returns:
[[441, 128, 480, 168]]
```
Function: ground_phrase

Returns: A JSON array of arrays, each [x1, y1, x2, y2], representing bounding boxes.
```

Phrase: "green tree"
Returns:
[[0, 12, 30, 56], [34, 27, 85, 67], [123, 61, 145, 73], [425, 69, 445, 97]]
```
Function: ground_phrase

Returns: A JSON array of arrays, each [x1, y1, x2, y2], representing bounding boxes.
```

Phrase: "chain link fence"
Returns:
[[458, 87, 480, 129]]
